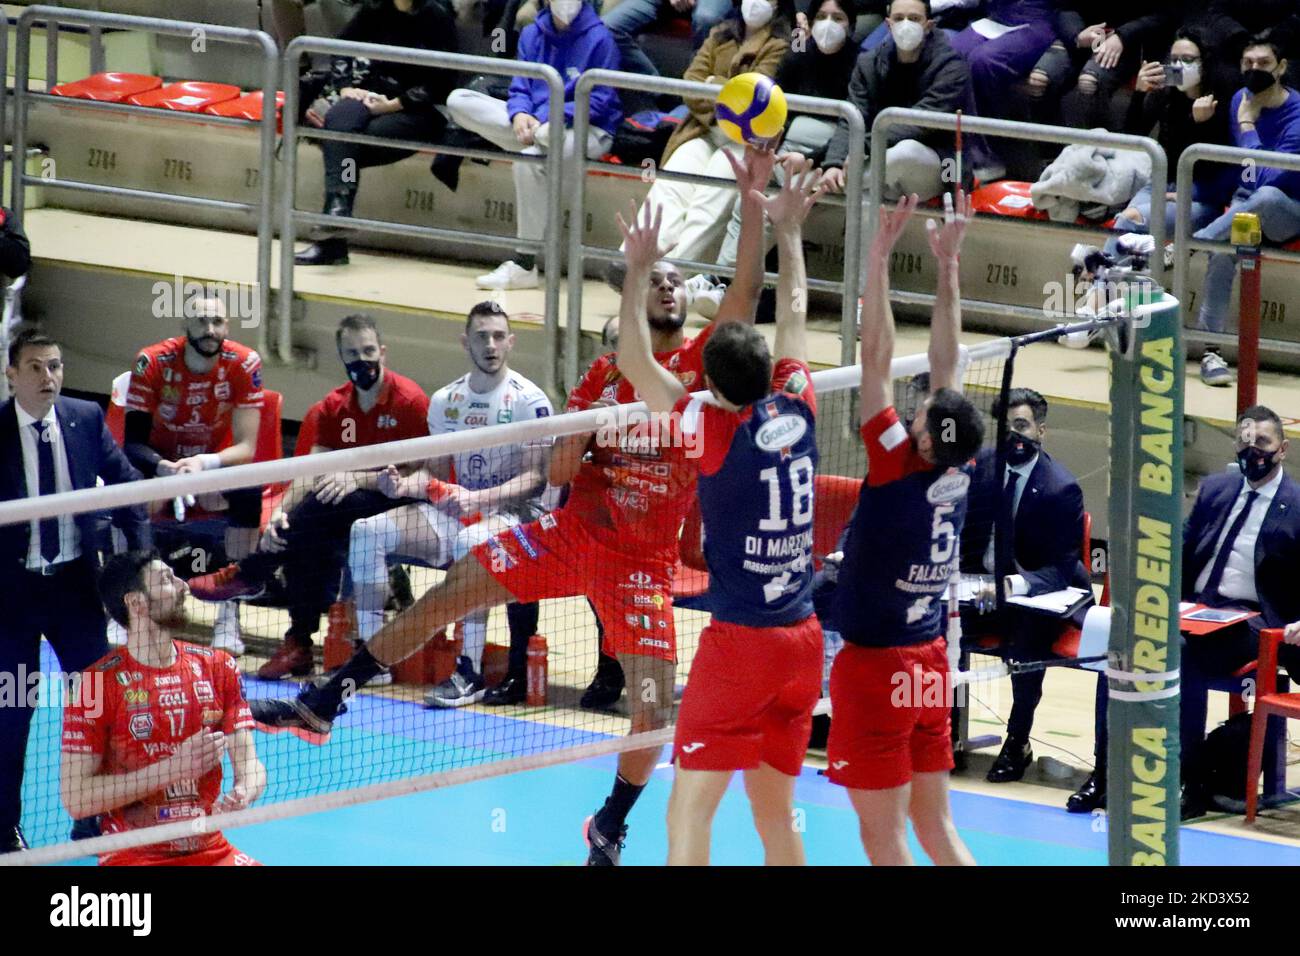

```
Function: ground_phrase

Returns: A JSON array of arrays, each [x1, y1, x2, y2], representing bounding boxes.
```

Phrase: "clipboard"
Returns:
[[1179, 603, 1260, 636], [1006, 586, 1093, 619]]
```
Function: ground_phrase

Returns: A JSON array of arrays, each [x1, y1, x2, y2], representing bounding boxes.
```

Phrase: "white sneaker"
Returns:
[[686, 274, 727, 318], [1200, 351, 1235, 388], [476, 260, 539, 290], [212, 603, 246, 657], [107, 619, 128, 647]]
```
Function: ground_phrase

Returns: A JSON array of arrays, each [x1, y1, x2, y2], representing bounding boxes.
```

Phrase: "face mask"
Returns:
[[891, 19, 925, 53], [812, 18, 847, 53], [742, 0, 774, 30], [345, 359, 381, 391], [550, 0, 581, 24], [1175, 61, 1202, 92], [1005, 432, 1040, 467], [1237, 446, 1278, 482], [1244, 68, 1277, 95]]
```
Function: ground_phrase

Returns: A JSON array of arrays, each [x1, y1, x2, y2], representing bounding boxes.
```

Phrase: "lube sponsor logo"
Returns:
[[754, 414, 806, 453], [50, 886, 152, 936]]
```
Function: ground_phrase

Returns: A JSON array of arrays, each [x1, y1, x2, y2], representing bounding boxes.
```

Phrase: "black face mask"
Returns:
[[1244, 68, 1277, 95], [1005, 432, 1040, 467], [345, 359, 381, 391], [1237, 446, 1278, 482]]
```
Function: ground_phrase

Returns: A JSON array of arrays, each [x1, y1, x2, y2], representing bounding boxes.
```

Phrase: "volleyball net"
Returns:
[[1, 331, 1068, 866]]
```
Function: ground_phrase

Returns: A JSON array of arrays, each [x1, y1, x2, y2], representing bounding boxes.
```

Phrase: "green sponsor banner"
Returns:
[[1107, 290, 1184, 866]]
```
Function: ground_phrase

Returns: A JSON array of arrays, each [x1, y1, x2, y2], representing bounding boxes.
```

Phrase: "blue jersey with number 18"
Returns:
[[675, 359, 819, 628]]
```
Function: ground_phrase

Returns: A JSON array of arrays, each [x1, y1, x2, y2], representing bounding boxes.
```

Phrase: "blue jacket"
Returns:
[[0, 396, 150, 568], [1183, 468, 1300, 628], [508, 4, 623, 137]]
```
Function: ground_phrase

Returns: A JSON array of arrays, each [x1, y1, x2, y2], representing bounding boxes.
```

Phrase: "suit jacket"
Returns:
[[1183, 469, 1300, 628], [961, 447, 1092, 604], [0, 396, 150, 569]]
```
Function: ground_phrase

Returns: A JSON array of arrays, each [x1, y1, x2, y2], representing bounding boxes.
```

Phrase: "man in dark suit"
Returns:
[[0, 328, 150, 853], [1069, 404, 1300, 817], [960, 388, 1091, 782]]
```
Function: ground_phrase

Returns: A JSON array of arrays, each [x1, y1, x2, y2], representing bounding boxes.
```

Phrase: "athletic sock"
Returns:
[[301, 645, 384, 718], [460, 611, 488, 673], [594, 774, 645, 834], [505, 602, 538, 676], [515, 253, 537, 271]]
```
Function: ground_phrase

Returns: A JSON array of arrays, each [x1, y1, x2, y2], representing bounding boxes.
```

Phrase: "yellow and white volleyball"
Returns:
[[715, 72, 787, 146]]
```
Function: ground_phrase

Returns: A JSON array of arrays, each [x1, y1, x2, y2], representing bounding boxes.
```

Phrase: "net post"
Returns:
[[1105, 290, 1184, 866]]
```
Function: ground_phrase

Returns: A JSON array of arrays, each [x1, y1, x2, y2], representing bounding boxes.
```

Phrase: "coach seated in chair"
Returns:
[[960, 387, 1090, 783], [1069, 404, 1300, 818]]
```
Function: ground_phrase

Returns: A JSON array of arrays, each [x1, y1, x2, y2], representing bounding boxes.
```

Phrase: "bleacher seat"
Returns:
[[126, 81, 241, 113], [971, 181, 1049, 221], [50, 72, 162, 103], [204, 90, 286, 128]]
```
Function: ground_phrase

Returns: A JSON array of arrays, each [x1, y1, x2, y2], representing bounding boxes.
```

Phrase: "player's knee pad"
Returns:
[[349, 512, 400, 583]]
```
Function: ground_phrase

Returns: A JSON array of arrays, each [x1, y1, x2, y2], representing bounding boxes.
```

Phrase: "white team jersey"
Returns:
[[427, 370, 553, 493]]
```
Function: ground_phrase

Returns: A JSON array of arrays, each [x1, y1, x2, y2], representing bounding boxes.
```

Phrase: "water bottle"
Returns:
[[526, 635, 548, 706]]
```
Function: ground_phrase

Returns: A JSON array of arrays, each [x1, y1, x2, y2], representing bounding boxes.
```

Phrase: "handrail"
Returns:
[[11, 6, 279, 358], [1175, 142, 1300, 353], [280, 37, 566, 395], [569, 69, 867, 387]]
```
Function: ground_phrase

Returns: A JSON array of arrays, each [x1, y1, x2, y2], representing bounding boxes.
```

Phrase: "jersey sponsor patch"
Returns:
[[754, 414, 807, 453], [128, 713, 154, 741], [135, 354, 150, 374], [880, 420, 909, 452], [535, 407, 550, 417], [926, 470, 971, 505], [783, 370, 808, 395]]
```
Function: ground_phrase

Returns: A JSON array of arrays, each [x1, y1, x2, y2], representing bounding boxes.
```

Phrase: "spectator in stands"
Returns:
[[1106, 28, 1235, 248], [603, 0, 733, 78], [0, 208, 30, 281], [1192, 33, 1300, 387], [820, 0, 971, 202], [690, 0, 859, 313], [187, 314, 431, 681], [948, 0, 1056, 126], [293, 0, 461, 267], [124, 299, 263, 657], [629, 0, 793, 270], [264, 0, 360, 50], [1056, 2, 1176, 130], [1069, 405, 1300, 819], [1198, 0, 1300, 93], [448, 0, 623, 290], [958, 388, 1091, 784]]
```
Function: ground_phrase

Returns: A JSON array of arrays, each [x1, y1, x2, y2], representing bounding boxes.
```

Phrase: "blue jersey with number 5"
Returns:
[[834, 406, 971, 647], [678, 360, 819, 628]]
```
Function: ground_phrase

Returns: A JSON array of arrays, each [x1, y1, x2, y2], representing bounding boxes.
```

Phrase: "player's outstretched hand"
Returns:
[[753, 162, 824, 233], [724, 141, 780, 203], [870, 192, 920, 258], [171, 730, 226, 780], [924, 188, 973, 262], [214, 784, 252, 814], [616, 200, 665, 277]]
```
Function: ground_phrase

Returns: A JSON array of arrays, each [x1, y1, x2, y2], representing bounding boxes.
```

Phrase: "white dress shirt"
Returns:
[[1193, 467, 1283, 604], [16, 401, 81, 570]]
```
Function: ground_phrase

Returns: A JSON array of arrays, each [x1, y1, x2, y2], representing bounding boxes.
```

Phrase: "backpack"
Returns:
[[1200, 711, 1253, 805]]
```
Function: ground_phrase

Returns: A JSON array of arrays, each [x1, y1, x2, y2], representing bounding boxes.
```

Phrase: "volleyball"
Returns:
[[715, 72, 787, 146]]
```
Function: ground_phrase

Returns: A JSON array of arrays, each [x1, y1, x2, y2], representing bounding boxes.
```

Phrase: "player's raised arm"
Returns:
[[859, 193, 919, 422], [755, 158, 823, 365], [616, 201, 688, 415], [924, 189, 973, 393], [713, 143, 780, 327]]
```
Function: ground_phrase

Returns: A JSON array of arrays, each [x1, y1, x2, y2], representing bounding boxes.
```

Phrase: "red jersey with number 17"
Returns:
[[125, 336, 264, 459], [61, 641, 254, 862], [563, 322, 715, 561]]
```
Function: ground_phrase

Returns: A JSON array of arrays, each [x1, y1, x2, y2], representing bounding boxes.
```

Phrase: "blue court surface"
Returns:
[[22, 651, 1300, 866]]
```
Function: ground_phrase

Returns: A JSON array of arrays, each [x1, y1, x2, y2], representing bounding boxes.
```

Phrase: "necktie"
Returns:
[[994, 470, 1020, 581], [1200, 490, 1259, 606], [34, 421, 61, 564]]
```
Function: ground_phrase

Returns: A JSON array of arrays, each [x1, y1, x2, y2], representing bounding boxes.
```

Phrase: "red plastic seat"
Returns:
[[204, 90, 285, 125], [1284, 238, 1300, 252], [50, 72, 161, 103], [971, 181, 1048, 220], [1245, 629, 1300, 822], [126, 81, 241, 113]]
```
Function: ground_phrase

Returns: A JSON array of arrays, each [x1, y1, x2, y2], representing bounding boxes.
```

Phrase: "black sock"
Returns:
[[505, 602, 538, 676], [514, 253, 536, 271], [302, 645, 384, 717], [594, 774, 644, 834]]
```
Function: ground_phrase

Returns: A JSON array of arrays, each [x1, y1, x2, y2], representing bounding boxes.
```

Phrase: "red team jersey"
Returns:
[[62, 641, 257, 866], [306, 369, 431, 450], [563, 323, 714, 562], [125, 336, 264, 460]]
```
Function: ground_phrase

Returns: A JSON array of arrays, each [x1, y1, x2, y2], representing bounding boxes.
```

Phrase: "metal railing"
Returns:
[[279, 37, 565, 390], [11, 6, 279, 355], [569, 70, 866, 386], [869, 109, 1167, 336], [1175, 143, 1300, 358]]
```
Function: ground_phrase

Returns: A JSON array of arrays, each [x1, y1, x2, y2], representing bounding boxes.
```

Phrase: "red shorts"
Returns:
[[100, 835, 261, 867], [826, 637, 954, 791], [673, 616, 823, 776], [473, 509, 678, 662]]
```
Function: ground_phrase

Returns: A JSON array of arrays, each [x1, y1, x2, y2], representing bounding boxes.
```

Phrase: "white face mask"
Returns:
[[551, 0, 581, 24], [890, 18, 925, 53], [1175, 61, 1202, 92], [811, 18, 847, 53], [742, 0, 774, 29]]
